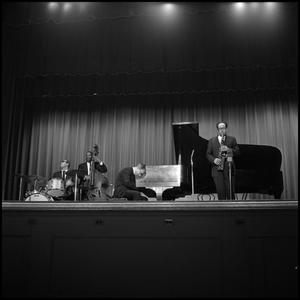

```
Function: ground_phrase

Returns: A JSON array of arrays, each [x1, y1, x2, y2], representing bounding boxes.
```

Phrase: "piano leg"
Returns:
[[150, 187, 173, 201], [162, 187, 184, 201], [274, 192, 282, 199]]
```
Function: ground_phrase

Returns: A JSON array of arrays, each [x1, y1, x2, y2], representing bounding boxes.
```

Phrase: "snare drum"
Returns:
[[46, 178, 65, 197], [25, 192, 54, 202]]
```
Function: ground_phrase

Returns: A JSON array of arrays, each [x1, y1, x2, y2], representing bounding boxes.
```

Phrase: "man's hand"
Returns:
[[65, 179, 74, 187], [93, 156, 102, 163], [220, 145, 229, 152], [214, 158, 222, 165]]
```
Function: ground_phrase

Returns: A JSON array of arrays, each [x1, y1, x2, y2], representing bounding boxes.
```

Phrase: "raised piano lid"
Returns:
[[172, 122, 213, 193], [172, 122, 201, 163]]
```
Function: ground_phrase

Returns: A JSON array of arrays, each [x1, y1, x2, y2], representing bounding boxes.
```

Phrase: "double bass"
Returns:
[[87, 144, 110, 201]]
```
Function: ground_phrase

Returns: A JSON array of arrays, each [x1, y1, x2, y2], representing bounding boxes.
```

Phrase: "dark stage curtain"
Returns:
[[2, 3, 298, 200]]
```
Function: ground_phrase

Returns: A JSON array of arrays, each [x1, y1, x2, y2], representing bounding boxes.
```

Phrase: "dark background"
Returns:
[[2, 2, 298, 200]]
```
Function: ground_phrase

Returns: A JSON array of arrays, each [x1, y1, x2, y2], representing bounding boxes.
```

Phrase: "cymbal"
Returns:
[[14, 174, 28, 178], [27, 175, 47, 181], [66, 169, 86, 179], [14, 174, 46, 180], [20, 175, 47, 183]]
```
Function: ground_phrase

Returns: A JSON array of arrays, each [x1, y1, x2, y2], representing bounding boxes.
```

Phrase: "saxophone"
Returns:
[[217, 135, 226, 171]]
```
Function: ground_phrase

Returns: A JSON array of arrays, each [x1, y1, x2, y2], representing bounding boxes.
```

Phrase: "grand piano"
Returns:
[[137, 122, 284, 200]]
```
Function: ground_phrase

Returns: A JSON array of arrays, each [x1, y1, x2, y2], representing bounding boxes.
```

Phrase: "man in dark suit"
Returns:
[[206, 122, 240, 200], [78, 151, 108, 200], [113, 163, 156, 201], [78, 151, 108, 176], [51, 159, 74, 200], [52, 159, 71, 179]]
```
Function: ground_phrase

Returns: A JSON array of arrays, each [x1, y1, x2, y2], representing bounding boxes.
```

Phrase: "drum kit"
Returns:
[[15, 170, 86, 202]]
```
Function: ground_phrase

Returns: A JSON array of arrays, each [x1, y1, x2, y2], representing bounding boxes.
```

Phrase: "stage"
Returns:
[[1, 199, 298, 210], [2, 200, 298, 298]]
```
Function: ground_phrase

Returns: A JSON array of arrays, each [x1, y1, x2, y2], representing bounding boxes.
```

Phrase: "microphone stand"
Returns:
[[227, 151, 233, 200], [74, 174, 78, 202], [191, 149, 195, 198]]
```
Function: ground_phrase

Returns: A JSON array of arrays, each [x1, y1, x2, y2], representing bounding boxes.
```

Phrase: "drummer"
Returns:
[[52, 159, 75, 200], [52, 159, 71, 180]]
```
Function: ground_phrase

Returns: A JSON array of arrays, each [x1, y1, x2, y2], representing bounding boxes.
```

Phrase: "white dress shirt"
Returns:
[[87, 162, 91, 175], [218, 135, 226, 144]]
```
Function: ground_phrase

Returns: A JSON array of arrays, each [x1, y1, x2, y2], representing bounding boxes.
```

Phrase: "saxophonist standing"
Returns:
[[206, 122, 240, 200]]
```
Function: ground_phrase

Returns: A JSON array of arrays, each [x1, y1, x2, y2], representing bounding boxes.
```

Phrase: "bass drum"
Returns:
[[25, 192, 54, 202], [87, 187, 108, 201], [46, 178, 65, 198]]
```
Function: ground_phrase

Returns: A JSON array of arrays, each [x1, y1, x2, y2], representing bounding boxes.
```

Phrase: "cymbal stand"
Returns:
[[33, 178, 38, 192], [18, 177, 24, 201]]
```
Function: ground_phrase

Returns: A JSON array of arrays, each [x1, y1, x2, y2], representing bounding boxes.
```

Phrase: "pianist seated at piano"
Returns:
[[206, 122, 240, 200], [113, 163, 156, 201]]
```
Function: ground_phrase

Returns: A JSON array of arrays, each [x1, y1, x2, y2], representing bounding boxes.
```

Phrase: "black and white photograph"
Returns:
[[2, 2, 298, 298]]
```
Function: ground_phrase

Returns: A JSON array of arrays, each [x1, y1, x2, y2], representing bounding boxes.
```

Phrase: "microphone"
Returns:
[[191, 149, 194, 164]]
